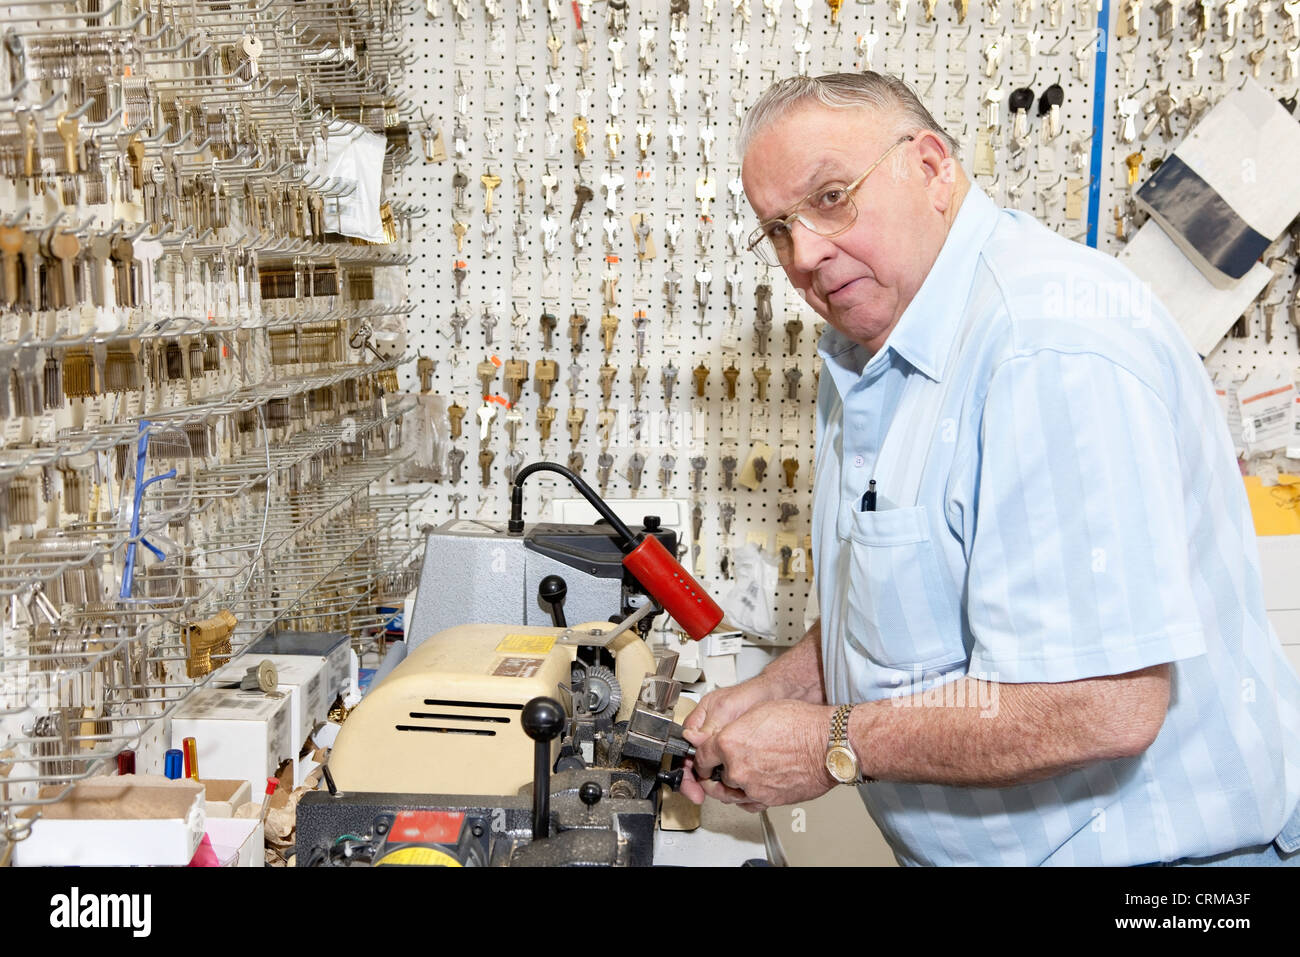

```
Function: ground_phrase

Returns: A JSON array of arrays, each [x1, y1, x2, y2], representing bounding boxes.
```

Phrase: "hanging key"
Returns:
[[504, 358, 529, 405], [567, 405, 586, 445], [534, 358, 558, 402], [0, 226, 23, 306], [448, 401, 466, 438], [722, 363, 740, 400], [50, 230, 79, 309], [477, 404, 497, 443], [478, 448, 496, 485], [537, 404, 556, 442], [721, 454, 738, 489], [624, 362, 645, 405], [781, 456, 800, 489], [504, 409, 524, 449], [447, 447, 466, 483], [477, 359, 499, 396], [56, 112, 80, 175], [662, 363, 679, 410], [599, 313, 619, 354], [569, 312, 588, 353], [540, 310, 558, 349], [597, 451, 614, 490], [784, 366, 802, 399], [692, 362, 710, 398], [481, 171, 502, 215], [626, 453, 645, 494], [753, 364, 772, 401], [657, 453, 676, 489], [598, 363, 617, 406], [690, 455, 707, 491]]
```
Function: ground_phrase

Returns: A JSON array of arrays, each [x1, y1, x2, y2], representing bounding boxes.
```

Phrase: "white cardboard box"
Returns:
[[205, 817, 264, 867], [14, 775, 205, 867], [170, 688, 293, 804], [212, 654, 330, 765]]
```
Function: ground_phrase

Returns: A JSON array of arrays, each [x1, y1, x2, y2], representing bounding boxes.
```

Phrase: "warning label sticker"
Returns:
[[494, 633, 556, 656], [492, 657, 544, 679]]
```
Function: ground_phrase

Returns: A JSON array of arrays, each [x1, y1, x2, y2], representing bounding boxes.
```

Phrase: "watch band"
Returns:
[[828, 704, 875, 784]]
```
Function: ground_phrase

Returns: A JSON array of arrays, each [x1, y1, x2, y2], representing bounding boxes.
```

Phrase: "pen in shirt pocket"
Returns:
[[861, 479, 877, 512]]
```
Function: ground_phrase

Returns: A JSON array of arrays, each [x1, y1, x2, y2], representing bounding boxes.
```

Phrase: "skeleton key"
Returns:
[[478, 448, 496, 485], [477, 404, 497, 443]]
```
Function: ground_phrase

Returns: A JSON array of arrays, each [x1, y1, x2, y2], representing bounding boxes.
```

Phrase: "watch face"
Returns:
[[825, 746, 859, 784]]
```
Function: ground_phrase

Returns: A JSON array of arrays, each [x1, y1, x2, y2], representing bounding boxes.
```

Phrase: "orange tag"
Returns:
[[489, 354, 503, 368], [455, 260, 467, 268], [571, 0, 581, 27], [605, 255, 620, 263], [486, 394, 512, 408]]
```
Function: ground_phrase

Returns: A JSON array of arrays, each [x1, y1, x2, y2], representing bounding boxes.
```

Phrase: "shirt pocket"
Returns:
[[838, 504, 967, 671]]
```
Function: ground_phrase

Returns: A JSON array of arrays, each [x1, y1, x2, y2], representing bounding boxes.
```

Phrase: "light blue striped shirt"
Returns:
[[812, 185, 1300, 866]]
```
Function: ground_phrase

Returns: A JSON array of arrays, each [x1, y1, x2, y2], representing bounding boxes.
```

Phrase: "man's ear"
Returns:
[[917, 132, 958, 212]]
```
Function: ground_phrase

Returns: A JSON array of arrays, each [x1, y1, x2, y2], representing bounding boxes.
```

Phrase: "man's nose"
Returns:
[[786, 219, 836, 273]]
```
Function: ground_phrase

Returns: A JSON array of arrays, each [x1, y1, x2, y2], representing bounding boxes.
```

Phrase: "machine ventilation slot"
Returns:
[[395, 725, 497, 736], [422, 699, 524, 711], [407, 712, 511, 724]]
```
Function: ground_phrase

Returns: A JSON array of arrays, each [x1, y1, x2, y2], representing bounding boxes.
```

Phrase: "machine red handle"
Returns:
[[622, 534, 724, 641]]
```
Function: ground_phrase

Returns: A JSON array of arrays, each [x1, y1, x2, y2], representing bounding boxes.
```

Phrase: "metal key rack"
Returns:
[[0, 0, 426, 854]]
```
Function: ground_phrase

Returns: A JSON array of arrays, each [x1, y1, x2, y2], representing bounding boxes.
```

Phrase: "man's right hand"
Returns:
[[678, 674, 784, 806]]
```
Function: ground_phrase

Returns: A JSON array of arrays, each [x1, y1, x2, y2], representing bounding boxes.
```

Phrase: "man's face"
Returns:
[[741, 103, 956, 352]]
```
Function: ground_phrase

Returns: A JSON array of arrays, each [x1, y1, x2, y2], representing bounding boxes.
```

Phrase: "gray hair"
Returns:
[[736, 72, 959, 164]]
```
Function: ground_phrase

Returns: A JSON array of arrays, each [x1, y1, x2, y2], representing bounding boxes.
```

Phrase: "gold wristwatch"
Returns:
[[825, 704, 864, 785]]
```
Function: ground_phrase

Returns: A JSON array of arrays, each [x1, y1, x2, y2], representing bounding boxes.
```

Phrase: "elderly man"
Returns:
[[681, 72, 1300, 867]]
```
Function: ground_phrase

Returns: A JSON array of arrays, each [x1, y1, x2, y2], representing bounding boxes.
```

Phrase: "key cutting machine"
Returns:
[[298, 463, 729, 866]]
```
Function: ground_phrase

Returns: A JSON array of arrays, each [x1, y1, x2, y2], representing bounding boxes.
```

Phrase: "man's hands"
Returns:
[[678, 673, 837, 811]]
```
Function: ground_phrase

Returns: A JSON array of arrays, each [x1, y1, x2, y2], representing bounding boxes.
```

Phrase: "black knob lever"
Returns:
[[538, 575, 568, 628], [521, 696, 566, 840]]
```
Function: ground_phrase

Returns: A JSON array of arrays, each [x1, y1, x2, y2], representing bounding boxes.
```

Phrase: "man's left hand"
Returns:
[[682, 699, 837, 810]]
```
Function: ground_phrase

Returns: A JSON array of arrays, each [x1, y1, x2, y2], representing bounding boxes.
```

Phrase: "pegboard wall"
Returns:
[[389, 0, 1300, 646]]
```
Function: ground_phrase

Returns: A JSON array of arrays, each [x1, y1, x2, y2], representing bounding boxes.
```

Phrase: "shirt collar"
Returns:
[[816, 185, 1000, 390]]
